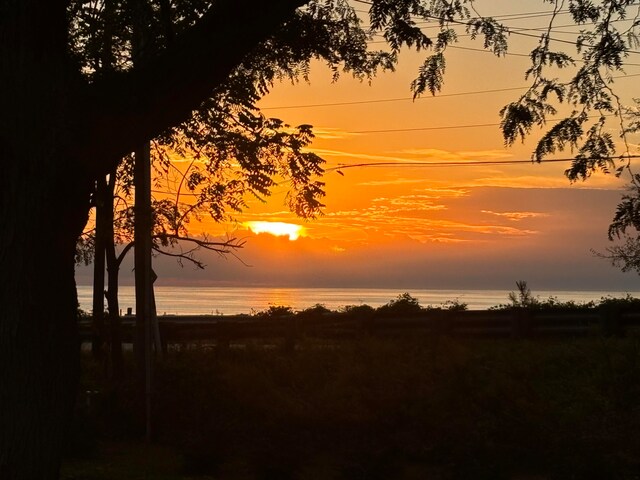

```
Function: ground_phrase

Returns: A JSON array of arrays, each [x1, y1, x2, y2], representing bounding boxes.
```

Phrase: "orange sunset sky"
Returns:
[[77, 1, 640, 291]]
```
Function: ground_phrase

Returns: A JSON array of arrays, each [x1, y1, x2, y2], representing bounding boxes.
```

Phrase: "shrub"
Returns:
[[598, 294, 640, 310], [297, 303, 331, 319], [425, 299, 468, 312], [376, 293, 423, 318], [257, 305, 295, 318], [340, 304, 375, 319]]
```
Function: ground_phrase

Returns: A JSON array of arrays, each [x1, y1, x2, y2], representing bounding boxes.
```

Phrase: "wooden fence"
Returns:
[[79, 307, 640, 349]]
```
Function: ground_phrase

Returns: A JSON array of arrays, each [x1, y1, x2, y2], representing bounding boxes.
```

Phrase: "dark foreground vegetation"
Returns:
[[64, 332, 640, 479]]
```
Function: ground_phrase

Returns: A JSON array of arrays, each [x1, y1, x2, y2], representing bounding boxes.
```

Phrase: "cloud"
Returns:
[[372, 195, 448, 210], [311, 127, 363, 140], [467, 174, 624, 189], [358, 178, 428, 187], [313, 147, 514, 167], [482, 210, 550, 221], [320, 205, 539, 242], [397, 148, 514, 160], [310, 148, 421, 164]]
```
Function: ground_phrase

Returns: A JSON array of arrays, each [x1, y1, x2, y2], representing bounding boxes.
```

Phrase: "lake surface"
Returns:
[[76, 285, 640, 315]]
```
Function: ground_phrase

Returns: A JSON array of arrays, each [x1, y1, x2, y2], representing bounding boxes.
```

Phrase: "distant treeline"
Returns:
[[79, 290, 640, 321], [250, 291, 640, 320]]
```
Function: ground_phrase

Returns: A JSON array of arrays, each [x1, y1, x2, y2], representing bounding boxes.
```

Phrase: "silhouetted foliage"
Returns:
[[508, 280, 537, 308], [5, 1, 640, 476], [426, 298, 468, 311], [340, 304, 376, 319], [297, 303, 331, 318], [597, 293, 640, 309], [376, 292, 423, 317], [258, 305, 295, 318], [69, 337, 640, 478]]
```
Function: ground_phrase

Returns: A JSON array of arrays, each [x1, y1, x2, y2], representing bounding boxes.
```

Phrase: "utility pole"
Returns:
[[131, 0, 156, 442], [91, 177, 107, 360], [134, 141, 154, 441]]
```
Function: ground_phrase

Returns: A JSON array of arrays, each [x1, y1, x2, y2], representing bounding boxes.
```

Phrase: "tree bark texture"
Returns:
[[0, 0, 307, 477], [0, 4, 90, 478]]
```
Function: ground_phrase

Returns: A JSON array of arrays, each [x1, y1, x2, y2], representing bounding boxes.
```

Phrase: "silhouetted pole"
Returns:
[[91, 177, 108, 359], [134, 142, 154, 441]]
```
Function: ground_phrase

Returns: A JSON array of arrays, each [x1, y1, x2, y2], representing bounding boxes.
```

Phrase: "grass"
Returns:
[[61, 441, 190, 480], [63, 335, 640, 479]]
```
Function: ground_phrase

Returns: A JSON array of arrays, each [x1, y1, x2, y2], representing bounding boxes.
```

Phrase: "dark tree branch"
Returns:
[[115, 233, 243, 269], [116, 240, 135, 268], [78, 0, 309, 177], [151, 234, 244, 269]]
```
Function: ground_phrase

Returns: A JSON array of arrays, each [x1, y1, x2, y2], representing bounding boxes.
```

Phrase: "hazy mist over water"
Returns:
[[77, 285, 640, 315]]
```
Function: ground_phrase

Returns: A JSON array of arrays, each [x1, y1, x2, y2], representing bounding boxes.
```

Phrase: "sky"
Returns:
[[77, 1, 640, 291]]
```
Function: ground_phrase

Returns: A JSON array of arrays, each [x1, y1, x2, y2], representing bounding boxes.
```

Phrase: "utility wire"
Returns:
[[149, 155, 640, 191], [348, 112, 628, 135], [352, 121, 501, 134], [262, 86, 527, 110], [367, 13, 630, 33], [325, 155, 640, 172], [352, 0, 640, 54], [261, 72, 640, 110]]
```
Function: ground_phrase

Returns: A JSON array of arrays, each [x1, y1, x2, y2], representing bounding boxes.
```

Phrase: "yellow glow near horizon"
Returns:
[[244, 221, 306, 241]]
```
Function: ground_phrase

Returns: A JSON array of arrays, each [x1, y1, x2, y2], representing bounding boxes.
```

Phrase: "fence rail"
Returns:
[[79, 307, 640, 349]]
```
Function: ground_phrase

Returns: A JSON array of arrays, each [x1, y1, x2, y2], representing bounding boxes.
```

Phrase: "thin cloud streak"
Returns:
[[482, 210, 550, 221]]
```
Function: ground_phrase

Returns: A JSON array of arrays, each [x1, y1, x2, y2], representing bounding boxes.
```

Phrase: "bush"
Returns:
[[340, 304, 375, 319], [425, 299, 468, 312], [598, 294, 640, 310], [257, 305, 295, 318], [376, 293, 423, 318], [297, 303, 331, 319]]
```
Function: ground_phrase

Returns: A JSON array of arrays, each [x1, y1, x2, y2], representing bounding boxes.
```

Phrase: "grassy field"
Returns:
[[62, 335, 640, 479]]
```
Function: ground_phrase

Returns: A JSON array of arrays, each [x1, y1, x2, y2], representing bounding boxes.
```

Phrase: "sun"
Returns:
[[244, 221, 306, 241]]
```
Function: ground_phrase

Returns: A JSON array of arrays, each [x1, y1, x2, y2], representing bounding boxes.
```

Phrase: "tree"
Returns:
[[1, 1, 638, 478], [508, 280, 538, 308], [0, 2, 337, 477], [594, 99, 640, 270], [72, 0, 382, 374]]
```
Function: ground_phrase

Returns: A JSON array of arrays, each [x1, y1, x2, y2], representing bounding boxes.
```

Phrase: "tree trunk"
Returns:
[[0, 110, 90, 480], [0, 1, 307, 475], [0, 4, 91, 477], [134, 142, 154, 440], [106, 244, 124, 381], [104, 174, 124, 381], [0, 196, 85, 479]]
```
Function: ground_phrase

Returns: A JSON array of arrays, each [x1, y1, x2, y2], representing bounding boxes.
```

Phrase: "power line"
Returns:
[[422, 13, 640, 55], [325, 155, 640, 172], [361, 10, 575, 30], [261, 86, 527, 110], [348, 112, 629, 135], [351, 121, 501, 134], [152, 155, 640, 201], [369, 15, 631, 35], [443, 44, 640, 66], [353, 0, 640, 55], [261, 72, 640, 111]]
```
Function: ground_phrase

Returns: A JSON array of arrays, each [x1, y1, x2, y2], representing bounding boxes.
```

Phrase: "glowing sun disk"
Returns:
[[244, 221, 306, 240]]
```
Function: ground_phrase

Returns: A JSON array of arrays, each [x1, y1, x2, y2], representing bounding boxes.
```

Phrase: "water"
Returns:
[[76, 285, 640, 315]]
